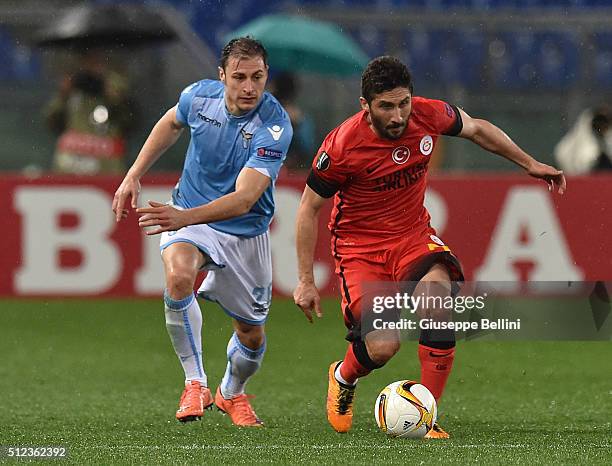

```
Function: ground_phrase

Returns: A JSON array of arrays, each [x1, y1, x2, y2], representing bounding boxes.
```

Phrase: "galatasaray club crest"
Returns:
[[430, 234, 445, 246], [420, 135, 433, 156], [392, 146, 410, 165]]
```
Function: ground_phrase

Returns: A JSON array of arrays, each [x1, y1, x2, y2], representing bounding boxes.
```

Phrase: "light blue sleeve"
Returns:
[[245, 119, 293, 181], [175, 82, 198, 125]]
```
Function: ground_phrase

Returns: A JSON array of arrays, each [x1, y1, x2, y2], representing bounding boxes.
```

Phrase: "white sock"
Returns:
[[164, 290, 207, 387], [335, 362, 357, 387], [220, 332, 265, 399]]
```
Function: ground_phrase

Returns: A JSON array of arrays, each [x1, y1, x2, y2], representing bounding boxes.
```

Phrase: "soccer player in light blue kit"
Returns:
[[112, 38, 292, 427]]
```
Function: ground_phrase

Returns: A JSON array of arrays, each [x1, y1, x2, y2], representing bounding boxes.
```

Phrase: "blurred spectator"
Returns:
[[44, 50, 135, 174], [555, 105, 612, 174], [268, 72, 316, 171]]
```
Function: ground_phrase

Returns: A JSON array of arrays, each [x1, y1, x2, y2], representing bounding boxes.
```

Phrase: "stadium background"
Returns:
[[1, 0, 611, 463]]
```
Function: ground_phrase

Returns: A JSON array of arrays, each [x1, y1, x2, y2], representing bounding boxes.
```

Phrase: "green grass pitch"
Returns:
[[1, 298, 610, 464]]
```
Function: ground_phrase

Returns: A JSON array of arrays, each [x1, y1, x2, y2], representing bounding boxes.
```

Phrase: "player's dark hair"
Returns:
[[361, 56, 413, 103], [220, 36, 268, 70]]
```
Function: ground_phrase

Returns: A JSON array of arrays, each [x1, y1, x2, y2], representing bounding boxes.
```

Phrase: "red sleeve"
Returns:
[[422, 99, 463, 136], [306, 127, 352, 198]]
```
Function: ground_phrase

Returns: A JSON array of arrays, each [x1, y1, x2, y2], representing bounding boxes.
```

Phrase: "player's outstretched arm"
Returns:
[[293, 186, 327, 323], [112, 106, 184, 222], [457, 108, 566, 194], [136, 167, 270, 235]]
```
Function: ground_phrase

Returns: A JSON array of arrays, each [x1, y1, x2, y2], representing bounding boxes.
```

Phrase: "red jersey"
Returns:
[[307, 97, 462, 253]]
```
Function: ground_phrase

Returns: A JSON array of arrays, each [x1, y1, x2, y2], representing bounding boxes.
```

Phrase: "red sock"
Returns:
[[339, 343, 372, 385], [418, 344, 455, 401]]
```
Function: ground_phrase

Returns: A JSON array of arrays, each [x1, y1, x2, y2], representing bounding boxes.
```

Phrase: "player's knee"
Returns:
[[366, 338, 400, 365], [413, 270, 452, 320], [165, 267, 197, 299], [420, 263, 451, 283], [234, 322, 265, 350], [427, 308, 452, 322]]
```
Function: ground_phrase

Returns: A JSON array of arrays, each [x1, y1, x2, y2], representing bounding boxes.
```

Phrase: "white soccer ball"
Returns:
[[374, 380, 437, 438]]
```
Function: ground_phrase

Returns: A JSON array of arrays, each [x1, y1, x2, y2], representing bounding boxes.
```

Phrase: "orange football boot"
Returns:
[[425, 422, 450, 439], [176, 380, 213, 422], [326, 361, 356, 433], [214, 387, 264, 427]]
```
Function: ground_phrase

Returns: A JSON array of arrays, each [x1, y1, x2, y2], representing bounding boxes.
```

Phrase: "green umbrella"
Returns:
[[226, 14, 369, 76]]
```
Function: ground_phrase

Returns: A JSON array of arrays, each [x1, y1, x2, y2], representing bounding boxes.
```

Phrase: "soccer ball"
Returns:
[[374, 380, 437, 438]]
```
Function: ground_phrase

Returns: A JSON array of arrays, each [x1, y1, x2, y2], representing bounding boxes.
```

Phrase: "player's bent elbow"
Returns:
[[237, 202, 253, 216], [235, 193, 257, 215]]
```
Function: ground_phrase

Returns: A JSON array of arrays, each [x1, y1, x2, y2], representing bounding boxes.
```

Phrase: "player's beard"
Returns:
[[370, 111, 407, 140]]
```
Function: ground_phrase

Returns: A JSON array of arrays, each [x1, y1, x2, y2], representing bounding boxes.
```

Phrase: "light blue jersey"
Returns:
[[173, 79, 292, 237]]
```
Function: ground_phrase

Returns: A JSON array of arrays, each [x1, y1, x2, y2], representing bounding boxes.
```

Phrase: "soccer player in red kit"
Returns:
[[293, 56, 566, 437]]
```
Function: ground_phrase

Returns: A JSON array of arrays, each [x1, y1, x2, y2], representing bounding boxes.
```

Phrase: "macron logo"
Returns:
[[267, 125, 284, 141]]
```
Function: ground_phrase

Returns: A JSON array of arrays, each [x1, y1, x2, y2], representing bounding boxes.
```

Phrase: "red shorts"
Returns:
[[333, 225, 463, 332]]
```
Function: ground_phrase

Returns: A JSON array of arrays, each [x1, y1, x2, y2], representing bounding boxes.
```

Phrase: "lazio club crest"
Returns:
[[241, 128, 253, 149]]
